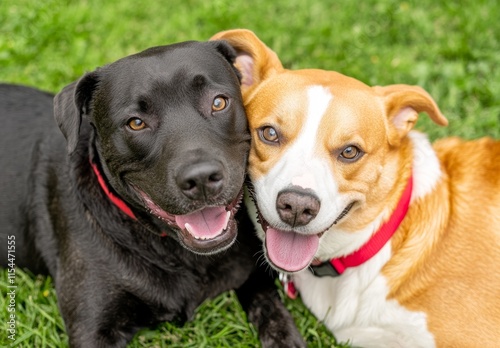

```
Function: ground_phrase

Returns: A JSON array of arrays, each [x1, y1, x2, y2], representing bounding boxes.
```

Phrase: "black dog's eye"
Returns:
[[128, 118, 147, 131], [212, 96, 227, 112], [339, 145, 363, 162], [259, 126, 279, 144]]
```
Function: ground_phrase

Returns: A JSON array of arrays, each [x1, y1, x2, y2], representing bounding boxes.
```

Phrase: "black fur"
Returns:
[[0, 41, 305, 347]]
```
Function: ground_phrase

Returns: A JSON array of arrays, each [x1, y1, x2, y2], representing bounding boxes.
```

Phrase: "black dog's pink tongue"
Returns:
[[175, 207, 230, 239], [265, 228, 319, 272]]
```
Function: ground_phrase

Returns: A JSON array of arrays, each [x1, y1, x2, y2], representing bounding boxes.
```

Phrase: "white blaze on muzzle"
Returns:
[[291, 172, 317, 191]]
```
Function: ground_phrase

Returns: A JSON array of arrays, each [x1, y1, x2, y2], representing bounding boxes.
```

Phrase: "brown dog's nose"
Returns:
[[276, 188, 320, 227], [176, 161, 225, 200]]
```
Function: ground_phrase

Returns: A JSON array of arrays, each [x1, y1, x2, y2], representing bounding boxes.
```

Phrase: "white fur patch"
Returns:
[[294, 243, 435, 348], [315, 211, 386, 260], [408, 131, 442, 202]]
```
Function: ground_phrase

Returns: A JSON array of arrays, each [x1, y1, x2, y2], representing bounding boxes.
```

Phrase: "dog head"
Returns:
[[54, 40, 250, 255], [212, 29, 447, 272]]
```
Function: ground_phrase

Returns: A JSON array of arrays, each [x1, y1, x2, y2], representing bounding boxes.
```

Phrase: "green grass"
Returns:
[[1, 270, 340, 348], [1, 0, 499, 346]]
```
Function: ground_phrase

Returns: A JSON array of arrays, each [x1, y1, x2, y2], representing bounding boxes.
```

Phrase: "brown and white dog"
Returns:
[[211, 29, 500, 347]]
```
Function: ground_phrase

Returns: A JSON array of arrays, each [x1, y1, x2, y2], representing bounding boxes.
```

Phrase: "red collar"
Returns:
[[90, 160, 137, 220], [311, 173, 413, 278], [90, 159, 168, 237]]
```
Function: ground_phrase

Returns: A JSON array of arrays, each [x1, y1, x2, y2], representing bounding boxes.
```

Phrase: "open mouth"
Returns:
[[255, 200, 356, 273], [140, 189, 243, 255], [256, 209, 321, 273]]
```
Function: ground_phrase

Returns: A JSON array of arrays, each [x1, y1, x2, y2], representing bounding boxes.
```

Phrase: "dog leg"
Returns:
[[235, 267, 306, 348], [56, 274, 149, 348]]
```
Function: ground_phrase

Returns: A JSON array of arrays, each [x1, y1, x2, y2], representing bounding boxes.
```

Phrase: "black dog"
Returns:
[[0, 40, 305, 347]]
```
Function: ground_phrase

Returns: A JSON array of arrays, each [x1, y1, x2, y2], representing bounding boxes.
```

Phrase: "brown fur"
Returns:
[[385, 137, 500, 346]]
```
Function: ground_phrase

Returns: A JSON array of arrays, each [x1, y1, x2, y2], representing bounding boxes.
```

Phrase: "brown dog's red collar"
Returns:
[[311, 173, 413, 278]]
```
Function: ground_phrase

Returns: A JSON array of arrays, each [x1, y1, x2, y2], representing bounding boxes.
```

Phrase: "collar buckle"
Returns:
[[310, 261, 340, 277]]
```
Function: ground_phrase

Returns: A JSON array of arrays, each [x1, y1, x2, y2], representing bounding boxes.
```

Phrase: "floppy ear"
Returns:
[[210, 29, 283, 99], [53, 71, 100, 154], [209, 40, 243, 82], [374, 84, 448, 146]]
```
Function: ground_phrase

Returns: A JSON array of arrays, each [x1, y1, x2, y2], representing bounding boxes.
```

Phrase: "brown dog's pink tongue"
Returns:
[[265, 228, 319, 272], [175, 207, 229, 239]]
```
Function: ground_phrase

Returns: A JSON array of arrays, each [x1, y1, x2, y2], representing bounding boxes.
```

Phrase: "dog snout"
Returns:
[[276, 188, 320, 227], [176, 161, 225, 200]]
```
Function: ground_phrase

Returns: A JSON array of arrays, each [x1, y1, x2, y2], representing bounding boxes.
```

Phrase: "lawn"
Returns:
[[1, 0, 499, 347]]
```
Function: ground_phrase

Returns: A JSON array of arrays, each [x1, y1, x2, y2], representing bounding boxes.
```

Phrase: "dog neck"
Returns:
[[310, 173, 413, 278], [89, 157, 171, 238], [89, 159, 137, 220]]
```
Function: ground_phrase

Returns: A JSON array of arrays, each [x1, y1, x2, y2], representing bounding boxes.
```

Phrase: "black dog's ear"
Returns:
[[54, 71, 100, 154], [209, 40, 242, 83]]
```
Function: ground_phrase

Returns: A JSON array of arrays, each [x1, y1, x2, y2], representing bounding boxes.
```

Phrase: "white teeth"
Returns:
[[185, 223, 196, 237], [223, 211, 231, 229], [185, 223, 208, 240]]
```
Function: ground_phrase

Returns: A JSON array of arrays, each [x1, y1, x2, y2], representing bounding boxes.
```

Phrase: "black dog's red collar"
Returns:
[[311, 173, 413, 278], [90, 160, 137, 220], [90, 159, 168, 237]]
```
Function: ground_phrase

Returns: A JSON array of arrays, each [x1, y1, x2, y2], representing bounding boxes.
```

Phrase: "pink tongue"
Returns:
[[175, 207, 228, 239], [265, 228, 319, 272]]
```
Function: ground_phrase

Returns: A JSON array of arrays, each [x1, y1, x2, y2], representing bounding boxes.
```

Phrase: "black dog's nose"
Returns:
[[176, 161, 225, 200], [276, 188, 320, 227]]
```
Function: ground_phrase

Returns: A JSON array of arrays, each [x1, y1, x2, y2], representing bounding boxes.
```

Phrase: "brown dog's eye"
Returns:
[[259, 126, 279, 144], [340, 146, 361, 161], [128, 118, 146, 131], [212, 97, 227, 111]]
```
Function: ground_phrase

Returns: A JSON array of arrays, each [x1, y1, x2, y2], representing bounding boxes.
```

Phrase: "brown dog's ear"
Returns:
[[210, 29, 283, 99], [374, 84, 448, 146], [54, 71, 100, 154]]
